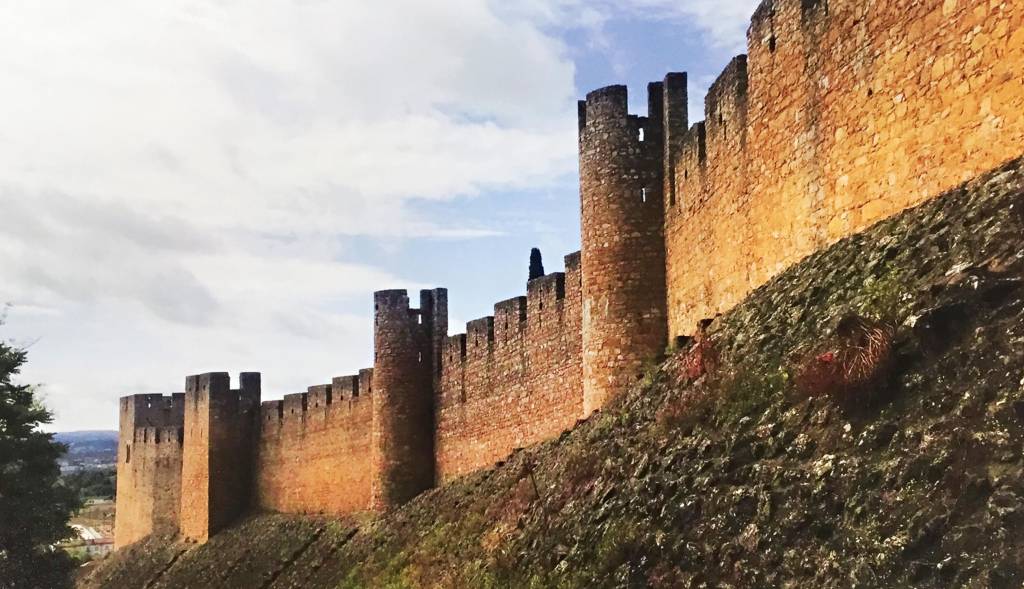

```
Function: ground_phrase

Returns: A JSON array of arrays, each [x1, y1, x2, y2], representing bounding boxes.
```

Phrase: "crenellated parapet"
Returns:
[[256, 372, 373, 438], [434, 251, 583, 481], [663, 0, 1024, 340], [253, 369, 375, 515], [116, 0, 1024, 549]]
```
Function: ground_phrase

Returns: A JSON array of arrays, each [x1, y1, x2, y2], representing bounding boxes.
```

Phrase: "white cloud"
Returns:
[[0, 0, 762, 430], [0, 0, 582, 429]]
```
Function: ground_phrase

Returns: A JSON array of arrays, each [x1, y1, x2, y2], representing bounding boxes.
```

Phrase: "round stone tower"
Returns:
[[370, 289, 444, 510], [578, 84, 668, 415]]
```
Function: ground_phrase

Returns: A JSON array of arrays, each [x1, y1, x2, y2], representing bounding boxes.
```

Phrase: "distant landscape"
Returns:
[[52, 431, 118, 559], [56, 431, 117, 472], [57, 431, 117, 501]]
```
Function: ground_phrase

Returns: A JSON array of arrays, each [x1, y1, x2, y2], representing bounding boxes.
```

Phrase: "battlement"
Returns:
[[260, 400, 284, 423], [256, 370, 375, 436], [255, 367, 376, 515], [118, 0, 1024, 547], [578, 85, 627, 129], [435, 249, 584, 480], [283, 392, 308, 416], [238, 372, 261, 407], [664, 0, 1024, 338], [331, 374, 363, 401], [465, 316, 495, 358], [578, 83, 666, 146], [564, 251, 581, 273], [176, 372, 262, 423], [528, 271, 565, 305], [119, 393, 185, 429], [494, 297, 527, 345], [373, 288, 443, 324], [359, 368, 374, 396], [662, 73, 688, 141], [686, 122, 707, 158], [671, 122, 707, 211], [705, 56, 748, 142], [447, 263, 577, 363], [444, 334, 467, 366], [748, 0, 829, 45], [581, 81, 667, 137]]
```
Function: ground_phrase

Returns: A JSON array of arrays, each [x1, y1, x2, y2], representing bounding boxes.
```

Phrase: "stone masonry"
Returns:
[[115, 0, 1024, 547]]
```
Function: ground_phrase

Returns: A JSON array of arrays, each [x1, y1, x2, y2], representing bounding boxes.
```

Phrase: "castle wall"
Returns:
[[115, 0, 1024, 546], [435, 252, 583, 482], [665, 0, 1024, 337], [114, 394, 184, 548], [253, 371, 374, 514]]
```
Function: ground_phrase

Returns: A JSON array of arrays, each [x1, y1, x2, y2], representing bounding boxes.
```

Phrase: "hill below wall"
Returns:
[[81, 158, 1024, 588]]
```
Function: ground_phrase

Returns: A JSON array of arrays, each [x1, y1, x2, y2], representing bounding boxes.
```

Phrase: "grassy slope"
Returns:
[[81, 158, 1024, 588]]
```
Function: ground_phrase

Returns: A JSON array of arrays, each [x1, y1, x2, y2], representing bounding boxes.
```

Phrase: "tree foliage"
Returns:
[[61, 468, 116, 501], [0, 334, 81, 589]]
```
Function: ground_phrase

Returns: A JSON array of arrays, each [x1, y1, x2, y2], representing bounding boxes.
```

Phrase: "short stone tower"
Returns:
[[370, 289, 447, 509], [578, 84, 669, 415], [179, 372, 261, 542]]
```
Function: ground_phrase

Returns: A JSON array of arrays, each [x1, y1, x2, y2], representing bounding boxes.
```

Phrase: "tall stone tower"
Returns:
[[179, 372, 260, 542], [370, 289, 447, 510], [578, 84, 669, 415]]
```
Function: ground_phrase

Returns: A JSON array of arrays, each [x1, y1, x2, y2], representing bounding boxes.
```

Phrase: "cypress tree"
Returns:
[[529, 248, 544, 281]]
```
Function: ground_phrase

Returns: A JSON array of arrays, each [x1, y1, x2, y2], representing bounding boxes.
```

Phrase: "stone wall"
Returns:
[[113, 0, 1024, 548], [665, 0, 1024, 338], [254, 371, 374, 515], [435, 252, 583, 482]]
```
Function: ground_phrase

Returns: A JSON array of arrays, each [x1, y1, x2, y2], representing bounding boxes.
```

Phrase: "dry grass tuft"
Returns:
[[794, 314, 895, 406]]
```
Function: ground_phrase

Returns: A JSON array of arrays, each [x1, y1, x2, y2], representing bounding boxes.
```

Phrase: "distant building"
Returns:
[[62, 525, 114, 559]]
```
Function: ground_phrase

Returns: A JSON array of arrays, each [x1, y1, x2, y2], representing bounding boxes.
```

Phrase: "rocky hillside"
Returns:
[[81, 158, 1024, 588]]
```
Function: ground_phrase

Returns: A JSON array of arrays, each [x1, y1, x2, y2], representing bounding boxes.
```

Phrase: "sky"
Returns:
[[0, 0, 761, 431]]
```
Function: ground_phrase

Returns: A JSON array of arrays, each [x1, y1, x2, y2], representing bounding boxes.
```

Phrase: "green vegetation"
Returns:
[[715, 367, 788, 424], [61, 467, 116, 501], [0, 320, 81, 589], [859, 267, 910, 325]]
